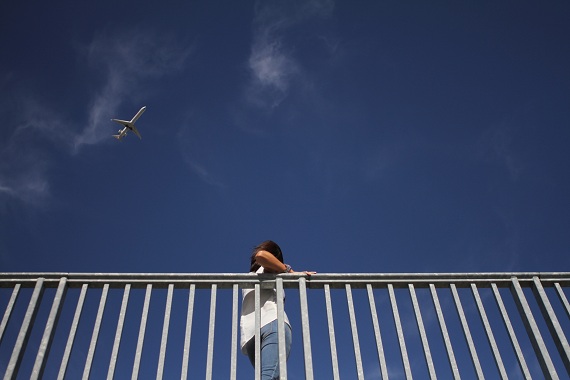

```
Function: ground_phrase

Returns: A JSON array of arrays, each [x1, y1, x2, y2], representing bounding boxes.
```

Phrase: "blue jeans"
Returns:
[[244, 320, 292, 380]]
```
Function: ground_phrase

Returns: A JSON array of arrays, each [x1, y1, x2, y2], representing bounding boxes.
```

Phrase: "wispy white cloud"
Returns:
[[0, 125, 51, 208], [245, 0, 334, 109], [183, 158, 225, 189], [247, 36, 299, 108], [0, 96, 62, 208], [0, 172, 49, 206]]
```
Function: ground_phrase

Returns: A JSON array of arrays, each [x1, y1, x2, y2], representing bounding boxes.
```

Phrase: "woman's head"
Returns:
[[249, 240, 284, 272]]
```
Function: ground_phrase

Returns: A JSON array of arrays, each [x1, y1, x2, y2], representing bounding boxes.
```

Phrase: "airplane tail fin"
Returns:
[[113, 134, 123, 141]]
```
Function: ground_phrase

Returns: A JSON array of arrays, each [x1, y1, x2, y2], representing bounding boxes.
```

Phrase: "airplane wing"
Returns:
[[131, 125, 142, 139], [111, 119, 130, 126], [130, 106, 146, 123]]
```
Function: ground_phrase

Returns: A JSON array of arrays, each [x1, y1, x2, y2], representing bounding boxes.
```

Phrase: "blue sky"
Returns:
[[2, 0, 569, 274], [1, 0, 570, 378]]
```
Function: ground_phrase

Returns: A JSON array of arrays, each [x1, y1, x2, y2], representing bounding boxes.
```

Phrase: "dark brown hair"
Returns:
[[249, 240, 284, 272]]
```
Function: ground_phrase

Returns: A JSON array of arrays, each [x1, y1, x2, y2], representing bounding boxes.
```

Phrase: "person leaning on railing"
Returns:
[[240, 240, 316, 380]]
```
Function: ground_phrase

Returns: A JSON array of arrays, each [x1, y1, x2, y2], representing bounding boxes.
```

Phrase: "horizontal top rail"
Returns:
[[1, 272, 570, 289]]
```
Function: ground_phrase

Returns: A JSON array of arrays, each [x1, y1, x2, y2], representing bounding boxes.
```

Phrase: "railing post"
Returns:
[[367, 284, 388, 380], [325, 284, 340, 380], [254, 283, 261, 380], [132, 284, 152, 380], [31, 277, 67, 380], [157, 284, 174, 380], [554, 283, 570, 319], [181, 284, 196, 380], [532, 277, 570, 375], [471, 283, 508, 379], [0, 284, 21, 347], [409, 283, 437, 379], [58, 283, 88, 380], [346, 284, 364, 380], [450, 283, 484, 379], [276, 277, 288, 379], [83, 283, 109, 380], [430, 284, 460, 380], [205, 284, 217, 380], [107, 284, 130, 380], [4, 278, 45, 380], [230, 283, 239, 380], [389, 283, 412, 379], [299, 276, 314, 380], [491, 283, 532, 379], [511, 277, 559, 379]]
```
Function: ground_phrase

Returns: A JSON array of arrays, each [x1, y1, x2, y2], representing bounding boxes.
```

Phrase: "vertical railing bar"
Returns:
[[181, 284, 195, 380], [299, 276, 314, 380], [388, 283, 412, 379], [366, 284, 388, 380], [346, 284, 365, 380], [82, 283, 109, 380], [0, 284, 21, 346], [4, 277, 45, 380], [156, 283, 174, 380], [430, 283, 461, 380], [532, 277, 570, 374], [276, 277, 288, 379], [554, 283, 570, 319], [325, 284, 340, 380], [510, 277, 558, 379], [31, 277, 68, 380], [450, 283, 484, 379], [205, 284, 217, 380], [132, 284, 152, 380], [230, 284, 239, 380], [471, 283, 508, 379], [107, 284, 131, 380], [409, 284, 437, 379], [58, 283, 88, 380], [254, 283, 261, 380], [491, 283, 532, 379]]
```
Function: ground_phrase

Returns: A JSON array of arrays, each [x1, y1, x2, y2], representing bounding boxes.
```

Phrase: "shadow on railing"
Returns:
[[1, 272, 569, 379]]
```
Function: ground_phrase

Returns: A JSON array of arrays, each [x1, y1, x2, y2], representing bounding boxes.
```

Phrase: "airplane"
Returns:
[[111, 106, 146, 141]]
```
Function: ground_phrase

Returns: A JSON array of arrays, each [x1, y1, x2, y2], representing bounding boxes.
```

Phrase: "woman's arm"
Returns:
[[254, 250, 316, 275]]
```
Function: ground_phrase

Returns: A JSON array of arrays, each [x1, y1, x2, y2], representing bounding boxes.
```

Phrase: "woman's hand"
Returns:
[[291, 270, 317, 276]]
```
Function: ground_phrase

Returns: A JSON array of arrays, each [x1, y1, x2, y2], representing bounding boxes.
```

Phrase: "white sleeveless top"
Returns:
[[240, 267, 290, 353]]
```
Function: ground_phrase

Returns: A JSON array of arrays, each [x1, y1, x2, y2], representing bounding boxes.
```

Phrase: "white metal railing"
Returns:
[[1, 272, 569, 379]]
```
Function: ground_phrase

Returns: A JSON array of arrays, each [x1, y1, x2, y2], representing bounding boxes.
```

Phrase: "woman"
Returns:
[[240, 240, 315, 380]]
